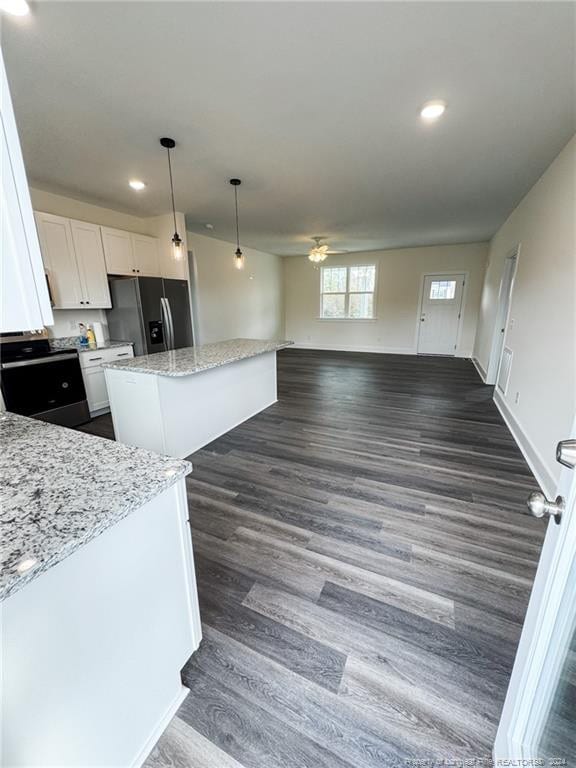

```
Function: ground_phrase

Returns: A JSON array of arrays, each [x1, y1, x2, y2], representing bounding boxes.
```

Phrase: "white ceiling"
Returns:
[[2, 1, 575, 256]]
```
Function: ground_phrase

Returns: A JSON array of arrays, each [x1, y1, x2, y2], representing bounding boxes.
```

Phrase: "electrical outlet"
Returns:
[[515, 391, 520, 404]]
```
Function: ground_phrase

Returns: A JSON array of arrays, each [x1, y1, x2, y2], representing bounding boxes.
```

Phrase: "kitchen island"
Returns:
[[1, 413, 201, 767], [103, 337, 292, 458]]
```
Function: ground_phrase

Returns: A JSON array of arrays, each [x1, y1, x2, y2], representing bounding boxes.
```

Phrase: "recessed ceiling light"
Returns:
[[0, 0, 30, 16], [129, 179, 146, 191], [420, 100, 447, 121]]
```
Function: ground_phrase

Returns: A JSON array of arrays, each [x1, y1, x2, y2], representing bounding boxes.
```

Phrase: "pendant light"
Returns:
[[230, 178, 244, 270], [160, 137, 183, 261]]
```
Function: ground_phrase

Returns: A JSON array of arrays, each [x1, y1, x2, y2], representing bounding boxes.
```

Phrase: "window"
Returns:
[[320, 265, 376, 319], [429, 280, 456, 300]]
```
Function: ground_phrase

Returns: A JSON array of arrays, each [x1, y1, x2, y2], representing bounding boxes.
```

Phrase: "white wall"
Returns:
[[284, 243, 488, 356], [474, 135, 576, 492], [187, 231, 283, 344]]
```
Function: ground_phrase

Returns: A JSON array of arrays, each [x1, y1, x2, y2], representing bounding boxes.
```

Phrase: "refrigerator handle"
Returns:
[[160, 298, 171, 351], [164, 297, 176, 350]]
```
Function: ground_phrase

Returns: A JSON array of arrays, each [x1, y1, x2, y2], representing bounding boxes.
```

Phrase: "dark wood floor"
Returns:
[[80, 349, 545, 766]]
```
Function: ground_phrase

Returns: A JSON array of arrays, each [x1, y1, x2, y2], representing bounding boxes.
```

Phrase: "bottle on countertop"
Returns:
[[86, 325, 96, 349], [78, 323, 89, 347]]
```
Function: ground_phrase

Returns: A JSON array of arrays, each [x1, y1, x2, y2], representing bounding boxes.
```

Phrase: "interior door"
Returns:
[[417, 274, 465, 355], [162, 279, 193, 350], [69, 219, 111, 308], [495, 425, 576, 761], [487, 250, 518, 384]]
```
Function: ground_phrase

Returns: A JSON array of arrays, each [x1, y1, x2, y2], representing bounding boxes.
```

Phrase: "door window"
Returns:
[[429, 280, 457, 300]]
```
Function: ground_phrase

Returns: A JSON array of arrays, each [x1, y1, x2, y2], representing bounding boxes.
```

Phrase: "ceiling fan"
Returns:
[[307, 237, 347, 263]]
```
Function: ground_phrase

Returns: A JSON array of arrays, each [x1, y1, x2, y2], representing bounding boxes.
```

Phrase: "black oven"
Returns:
[[1, 338, 90, 427]]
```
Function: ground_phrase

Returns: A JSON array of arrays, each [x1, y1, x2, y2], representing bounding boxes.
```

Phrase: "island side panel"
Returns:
[[105, 366, 167, 455], [158, 350, 278, 458], [2, 478, 201, 768]]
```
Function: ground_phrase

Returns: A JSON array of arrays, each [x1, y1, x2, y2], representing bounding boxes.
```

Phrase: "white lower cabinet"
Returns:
[[80, 345, 133, 414]]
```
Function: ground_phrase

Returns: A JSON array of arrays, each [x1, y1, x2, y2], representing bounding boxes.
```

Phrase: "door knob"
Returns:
[[526, 491, 564, 524], [557, 439, 576, 469]]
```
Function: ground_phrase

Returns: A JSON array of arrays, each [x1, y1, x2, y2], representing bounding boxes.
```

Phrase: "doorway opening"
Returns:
[[417, 273, 466, 355], [486, 245, 519, 385]]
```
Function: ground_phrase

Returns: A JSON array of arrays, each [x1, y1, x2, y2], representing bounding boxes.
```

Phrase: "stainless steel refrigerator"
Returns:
[[106, 277, 193, 356]]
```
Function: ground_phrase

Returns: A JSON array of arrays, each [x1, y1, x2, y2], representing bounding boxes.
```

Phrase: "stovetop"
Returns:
[[0, 339, 78, 364]]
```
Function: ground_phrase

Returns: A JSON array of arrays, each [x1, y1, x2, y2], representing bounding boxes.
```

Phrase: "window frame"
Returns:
[[319, 264, 377, 321]]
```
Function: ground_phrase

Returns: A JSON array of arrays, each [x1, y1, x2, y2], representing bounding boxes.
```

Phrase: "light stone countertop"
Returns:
[[50, 337, 134, 352], [0, 412, 191, 601], [102, 338, 293, 378]]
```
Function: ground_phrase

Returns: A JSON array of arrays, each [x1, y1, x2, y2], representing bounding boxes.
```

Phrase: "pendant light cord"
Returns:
[[234, 185, 241, 251], [166, 147, 178, 234]]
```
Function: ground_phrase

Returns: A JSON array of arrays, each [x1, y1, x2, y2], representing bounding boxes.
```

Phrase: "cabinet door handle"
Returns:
[[88, 356, 103, 361], [116, 352, 131, 357]]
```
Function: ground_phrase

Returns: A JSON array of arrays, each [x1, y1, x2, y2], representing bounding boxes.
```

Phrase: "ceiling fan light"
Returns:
[[308, 238, 330, 262]]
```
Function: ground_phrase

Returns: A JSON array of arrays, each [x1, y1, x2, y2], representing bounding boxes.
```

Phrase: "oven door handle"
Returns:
[[1, 352, 78, 369]]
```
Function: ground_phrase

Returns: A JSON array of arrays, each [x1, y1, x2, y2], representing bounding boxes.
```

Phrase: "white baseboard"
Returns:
[[131, 684, 189, 768], [471, 357, 487, 382], [291, 342, 416, 355], [493, 389, 556, 497], [292, 343, 473, 358]]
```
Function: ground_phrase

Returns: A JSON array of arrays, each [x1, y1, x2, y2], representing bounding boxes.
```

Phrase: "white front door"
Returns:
[[495, 423, 576, 761], [417, 274, 465, 355]]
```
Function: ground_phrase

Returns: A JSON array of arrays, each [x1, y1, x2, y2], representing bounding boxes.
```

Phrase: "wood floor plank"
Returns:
[[243, 583, 506, 723], [307, 532, 530, 624], [317, 581, 516, 682], [229, 526, 455, 626], [143, 716, 247, 768], [199, 579, 346, 693], [185, 625, 414, 766], [339, 655, 494, 757], [178, 666, 355, 768]]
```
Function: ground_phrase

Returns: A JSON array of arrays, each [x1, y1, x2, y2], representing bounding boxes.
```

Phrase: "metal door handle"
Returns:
[[526, 491, 564, 524], [557, 439, 576, 469], [160, 298, 174, 350], [164, 298, 175, 350]]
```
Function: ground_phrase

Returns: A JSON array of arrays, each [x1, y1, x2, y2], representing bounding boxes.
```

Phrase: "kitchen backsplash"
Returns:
[[48, 309, 108, 339]]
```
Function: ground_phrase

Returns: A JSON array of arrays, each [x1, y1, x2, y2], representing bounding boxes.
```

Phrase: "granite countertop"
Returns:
[[0, 413, 191, 601], [50, 337, 134, 352], [102, 338, 293, 378]]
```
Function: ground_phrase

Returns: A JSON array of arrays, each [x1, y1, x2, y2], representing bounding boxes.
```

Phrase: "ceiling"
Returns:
[[2, 1, 575, 256]]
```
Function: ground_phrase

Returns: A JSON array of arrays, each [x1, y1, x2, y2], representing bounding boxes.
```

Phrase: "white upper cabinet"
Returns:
[[35, 212, 83, 308], [0, 49, 53, 332], [70, 220, 111, 307], [132, 233, 160, 277], [161, 250, 189, 280], [102, 227, 160, 277], [101, 227, 134, 275], [35, 212, 111, 309]]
